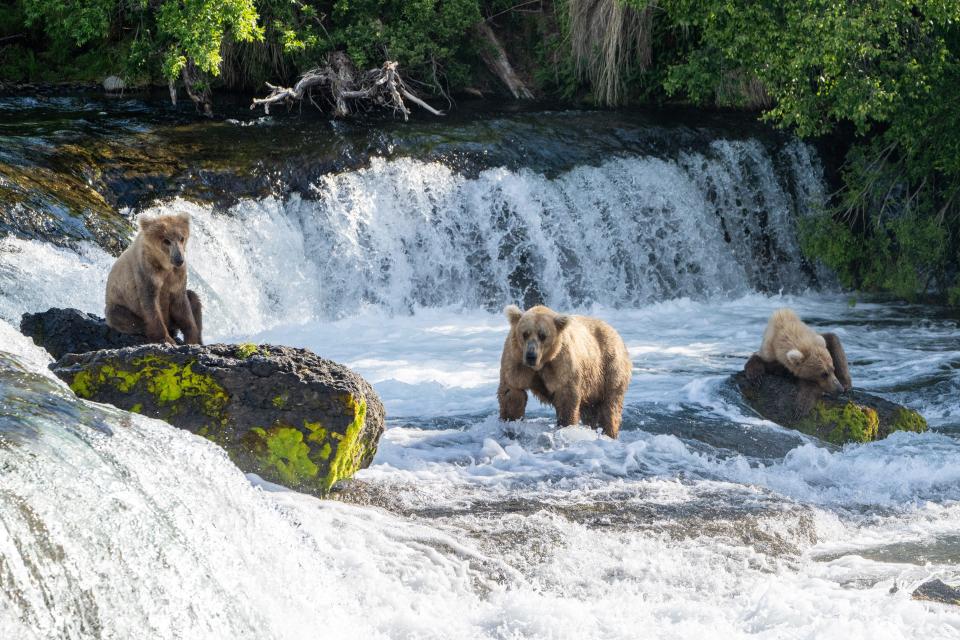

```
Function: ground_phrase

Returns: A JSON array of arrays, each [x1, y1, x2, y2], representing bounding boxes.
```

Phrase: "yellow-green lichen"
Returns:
[[249, 426, 318, 485], [272, 394, 287, 409], [130, 403, 142, 414], [321, 394, 368, 491], [69, 356, 228, 420], [816, 401, 879, 444], [891, 408, 928, 434], [235, 343, 260, 359], [303, 420, 327, 443]]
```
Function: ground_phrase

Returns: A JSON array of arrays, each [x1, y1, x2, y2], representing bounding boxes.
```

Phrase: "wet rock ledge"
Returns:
[[21, 308, 384, 495], [729, 368, 927, 445]]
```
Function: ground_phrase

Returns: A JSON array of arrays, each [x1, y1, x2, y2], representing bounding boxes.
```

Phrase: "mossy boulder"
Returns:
[[51, 343, 385, 495], [729, 368, 927, 445]]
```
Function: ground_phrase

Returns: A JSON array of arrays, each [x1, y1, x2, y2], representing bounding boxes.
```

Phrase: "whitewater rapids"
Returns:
[[1, 139, 959, 639]]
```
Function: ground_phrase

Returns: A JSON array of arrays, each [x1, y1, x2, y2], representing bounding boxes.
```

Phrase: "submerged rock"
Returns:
[[729, 367, 927, 445], [21, 308, 150, 360], [102, 76, 126, 93], [912, 579, 960, 606], [50, 343, 385, 495]]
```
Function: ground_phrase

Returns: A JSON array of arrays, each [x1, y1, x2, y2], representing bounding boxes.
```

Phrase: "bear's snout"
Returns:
[[524, 341, 539, 367]]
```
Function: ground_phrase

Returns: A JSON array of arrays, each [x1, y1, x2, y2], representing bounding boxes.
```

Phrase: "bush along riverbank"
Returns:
[[2, 1, 959, 304]]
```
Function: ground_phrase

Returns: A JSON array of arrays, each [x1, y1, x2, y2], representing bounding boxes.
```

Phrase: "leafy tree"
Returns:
[[650, 0, 960, 301]]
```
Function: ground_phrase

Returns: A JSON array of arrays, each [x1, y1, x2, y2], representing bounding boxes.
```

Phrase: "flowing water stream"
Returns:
[[1, 97, 959, 639]]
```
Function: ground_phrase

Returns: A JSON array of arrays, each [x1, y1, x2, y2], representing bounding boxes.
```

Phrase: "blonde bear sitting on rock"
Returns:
[[746, 308, 851, 394], [498, 304, 632, 438], [105, 214, 203, 345]]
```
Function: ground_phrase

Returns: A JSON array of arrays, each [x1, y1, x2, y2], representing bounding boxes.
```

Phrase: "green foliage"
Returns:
[[14, 0, 261, 85], [154, 0, 262, 80], [330, 0, 481, 88], [21, 0, 115, 48], [649, 0, 960, 303], [8, 0, 484, 97]]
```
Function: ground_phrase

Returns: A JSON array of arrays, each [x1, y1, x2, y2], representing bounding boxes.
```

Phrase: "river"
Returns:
[[1, 95, 958, 639]]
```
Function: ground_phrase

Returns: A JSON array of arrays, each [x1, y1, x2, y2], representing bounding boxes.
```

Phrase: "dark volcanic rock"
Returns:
[[51, 343, 385, 495], [912, 579, 960, 606], [21, 308, 151, 359], [727, 367, 927, 445]]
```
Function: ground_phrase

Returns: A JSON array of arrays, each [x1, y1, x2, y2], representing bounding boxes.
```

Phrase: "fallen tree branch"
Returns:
[[251, 54, 444, 120]]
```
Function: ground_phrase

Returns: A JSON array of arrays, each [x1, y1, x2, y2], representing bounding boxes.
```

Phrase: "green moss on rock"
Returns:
[[323, 395, 368, 491], [891, 408, 928, 434], [248, 426, 319, 486], [69, 355, 228, 420], [819, 401, 879, 444], [235, 343, 260, 359]]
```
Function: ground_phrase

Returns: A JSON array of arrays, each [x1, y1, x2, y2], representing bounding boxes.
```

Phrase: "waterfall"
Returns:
[[0, 137, 826, 338]]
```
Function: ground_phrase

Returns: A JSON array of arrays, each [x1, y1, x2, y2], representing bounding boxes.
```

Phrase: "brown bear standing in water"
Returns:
[[498, 304, 632, 438], [745, 308, 851, 393], [105, 214, 203, 345]]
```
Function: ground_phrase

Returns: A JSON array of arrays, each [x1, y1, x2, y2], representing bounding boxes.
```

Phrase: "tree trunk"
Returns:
[[476, 22, 534, 99]]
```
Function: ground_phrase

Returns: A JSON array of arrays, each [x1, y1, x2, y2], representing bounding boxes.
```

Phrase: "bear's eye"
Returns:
[[821, 372, 829, 379], [538, 331, 547, 341], [522, 331, 530, 340], [163, 238, 171, 246]]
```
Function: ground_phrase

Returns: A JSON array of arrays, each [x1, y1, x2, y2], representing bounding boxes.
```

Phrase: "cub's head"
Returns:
[[505, 304, 570, 371], [785, 339, 844, 394], [139, 214, 190, 269]]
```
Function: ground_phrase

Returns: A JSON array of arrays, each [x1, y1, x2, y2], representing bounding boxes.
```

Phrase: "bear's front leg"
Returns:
[[553, 391, 581, 427], [498, 384, 528, 421], [140, 291, 175, 345], [170, 292, 201, 345], [744, 354, 768, 384], [821, 332, 852, 391]]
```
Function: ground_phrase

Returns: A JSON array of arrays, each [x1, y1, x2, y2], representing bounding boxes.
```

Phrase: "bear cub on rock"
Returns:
[[105, 214, 203, 345], [746, 308, 851, 393], [498, 304, 632, 438]]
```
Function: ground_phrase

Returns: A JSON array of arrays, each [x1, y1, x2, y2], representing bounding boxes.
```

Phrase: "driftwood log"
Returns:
[[251, 53, 443, 120], [730, 355, 927, 445]]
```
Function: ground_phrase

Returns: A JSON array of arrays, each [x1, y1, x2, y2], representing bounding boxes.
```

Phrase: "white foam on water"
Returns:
[[2, 141, 960, 638], [0, 236, 113, 324], [2, 353, 958, 639]]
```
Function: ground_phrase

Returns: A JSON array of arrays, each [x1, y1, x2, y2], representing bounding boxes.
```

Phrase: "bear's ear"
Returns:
[[504, 305, 523, 325], [816, 334, 827, 347], [139, 217, 166, 235], [554, 315, 570, 331], [174, 213, 191, 227], [786, 349, 805, 365]]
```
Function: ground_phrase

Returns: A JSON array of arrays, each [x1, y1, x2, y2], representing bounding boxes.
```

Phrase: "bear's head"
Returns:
[[505, 304, 570, 371], [785, 338, 844, 394], [139, 214, 191, 270]]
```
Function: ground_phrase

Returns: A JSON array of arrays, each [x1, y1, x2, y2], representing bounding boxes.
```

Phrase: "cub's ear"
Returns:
[[139, 217, 166, 235], [504, 305, 523, 325], [175, 213, 191, 227], [786, 349, 805, 365], [554, 315, 570, 331]]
